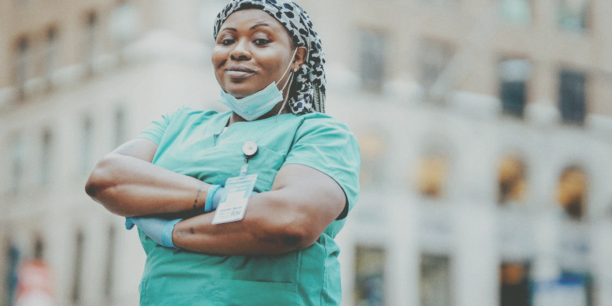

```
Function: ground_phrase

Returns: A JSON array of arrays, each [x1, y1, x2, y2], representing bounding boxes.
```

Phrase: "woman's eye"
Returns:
[[253, 39, 270, 46], [221, 39, 235, 46]]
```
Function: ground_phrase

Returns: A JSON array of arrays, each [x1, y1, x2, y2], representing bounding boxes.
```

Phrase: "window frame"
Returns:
[[558, 0, 591, 33], [498, 57, 533, 119], [558, 68, 589, 126]]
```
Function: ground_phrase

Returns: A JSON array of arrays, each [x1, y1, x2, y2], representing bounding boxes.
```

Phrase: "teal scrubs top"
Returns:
[[136, 107, 360, 306]]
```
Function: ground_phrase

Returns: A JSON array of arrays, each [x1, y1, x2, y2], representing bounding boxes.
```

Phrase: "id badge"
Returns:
[[212, 174, 258, 224]]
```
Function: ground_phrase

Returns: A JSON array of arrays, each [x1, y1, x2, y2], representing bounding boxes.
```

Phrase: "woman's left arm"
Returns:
[[172, 164, 346, 255]]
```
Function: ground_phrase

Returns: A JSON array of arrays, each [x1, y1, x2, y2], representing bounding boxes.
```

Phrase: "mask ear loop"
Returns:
[[275, 71, 297, 123], [275, 47, 301, 121], [276, 47, 299, 86], [276, 69, 297, 119]]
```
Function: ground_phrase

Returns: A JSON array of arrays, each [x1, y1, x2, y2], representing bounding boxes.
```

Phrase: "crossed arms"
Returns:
[[85, 138, 346, 255]]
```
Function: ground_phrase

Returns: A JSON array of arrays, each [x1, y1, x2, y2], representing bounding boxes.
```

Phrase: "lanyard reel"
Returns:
[[211, 141, 259, 225], [240, 141, 259, 176]]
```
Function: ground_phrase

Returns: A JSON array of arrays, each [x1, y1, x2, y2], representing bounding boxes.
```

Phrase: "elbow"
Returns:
[[264, 214, 320, 250], [248, 194, 325, 251], [280, 228, 317, 250], [85, 171, 103, 199], [84, 162, 126, 216], [84, 171, 100, 198], [84, 156, 116, 202]]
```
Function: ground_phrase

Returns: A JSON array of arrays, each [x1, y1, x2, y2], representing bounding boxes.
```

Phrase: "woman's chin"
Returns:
[[223, 85, 261, 99], [225, 91, 249, 99]]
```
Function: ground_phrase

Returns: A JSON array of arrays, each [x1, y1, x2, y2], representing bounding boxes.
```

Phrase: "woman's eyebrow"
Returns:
[[219, 27, 237, 33], [219, 24, 270, 33], [251, 23, 270, 30]]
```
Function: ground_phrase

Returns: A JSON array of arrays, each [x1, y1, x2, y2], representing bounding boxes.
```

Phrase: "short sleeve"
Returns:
[[137, 107, 185, 145], [284, 117, 361, 218]]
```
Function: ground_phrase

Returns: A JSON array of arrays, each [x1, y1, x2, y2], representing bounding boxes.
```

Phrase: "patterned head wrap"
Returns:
[[214, 0, 327, 114]]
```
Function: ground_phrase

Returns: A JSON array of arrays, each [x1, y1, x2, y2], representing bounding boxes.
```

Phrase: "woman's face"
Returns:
[[212, 9, 303, 98]]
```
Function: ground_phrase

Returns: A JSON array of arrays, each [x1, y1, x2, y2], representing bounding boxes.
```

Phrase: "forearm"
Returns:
[[172, 192, 313, 255], [86, 153, 211, 217], [169, 164, 345, 255]]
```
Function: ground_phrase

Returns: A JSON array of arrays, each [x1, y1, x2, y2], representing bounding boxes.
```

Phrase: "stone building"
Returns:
[[0, 0, 611, 306]]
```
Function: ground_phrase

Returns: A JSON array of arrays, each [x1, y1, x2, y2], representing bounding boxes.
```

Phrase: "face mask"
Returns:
[[218, 48, 298, 121]]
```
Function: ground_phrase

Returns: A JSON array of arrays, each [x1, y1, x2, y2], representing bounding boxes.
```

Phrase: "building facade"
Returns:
[[0, 0, 611, 305]]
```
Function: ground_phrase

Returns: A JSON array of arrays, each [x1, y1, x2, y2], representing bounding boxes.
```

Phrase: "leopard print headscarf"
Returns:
[[214, 0, 327, 114]]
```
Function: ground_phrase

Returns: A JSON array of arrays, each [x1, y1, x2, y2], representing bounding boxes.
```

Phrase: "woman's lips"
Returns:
[[226, 69, 255, 79]]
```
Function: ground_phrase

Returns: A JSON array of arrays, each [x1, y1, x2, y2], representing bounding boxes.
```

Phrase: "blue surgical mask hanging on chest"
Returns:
[[217, 48, 298, 121], [218, 82, 284, 121]]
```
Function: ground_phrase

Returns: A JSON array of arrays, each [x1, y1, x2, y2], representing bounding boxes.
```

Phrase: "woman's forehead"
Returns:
[[221, 9, 284, 31]]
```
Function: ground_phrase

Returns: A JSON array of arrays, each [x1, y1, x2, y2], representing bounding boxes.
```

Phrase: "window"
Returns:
[[418, 39, 454, 102], [85, 12, 100, 72], [10, 134, 24, 195], [416, 154, 449, 199], [557, 166, 588, 220], [498, 0, 532, 24], [357, 131, 386, 188], [558, 0, 589, 32], [559, 69, 587, 125], [114, 107, 127, 147], [45, 27, 59, 84], [15, 37, 30, 97], [72, 231, 85, 304], [354, 246, 386, 306], [498, 59, 531, 118], [420, 254, 452, 306], [500, 263, 531, 306], [81, 116, 93, 175], [498, 155, 527, 205], [358, 30, 386, 92], [41, 129, 53, 185], [104, 226, 116, 299]]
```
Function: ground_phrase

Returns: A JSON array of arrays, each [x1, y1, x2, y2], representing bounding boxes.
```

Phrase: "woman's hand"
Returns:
[[172, 164, 346, 255], [85, 138, 213, 217], [126, 217, 182, 248]]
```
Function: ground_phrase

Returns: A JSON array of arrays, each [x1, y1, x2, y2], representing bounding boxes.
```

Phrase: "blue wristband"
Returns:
[[205, 184, 222, 213], [161, 219, 182, 249]]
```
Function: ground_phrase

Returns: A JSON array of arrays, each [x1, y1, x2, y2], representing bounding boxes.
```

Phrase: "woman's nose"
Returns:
[[230, 39, 251, 61]]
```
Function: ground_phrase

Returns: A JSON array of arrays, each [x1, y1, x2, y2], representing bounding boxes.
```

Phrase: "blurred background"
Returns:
[[1, 0, 611, 305]]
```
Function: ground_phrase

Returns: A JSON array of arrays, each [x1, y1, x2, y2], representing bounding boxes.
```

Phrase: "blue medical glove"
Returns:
[[205, 185, 258, 213], [204, 184, 224, 213], [125, 217, 182, 249]]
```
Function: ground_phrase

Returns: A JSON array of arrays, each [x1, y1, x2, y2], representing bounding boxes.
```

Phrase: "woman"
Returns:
[[85, 0, 360, 305]]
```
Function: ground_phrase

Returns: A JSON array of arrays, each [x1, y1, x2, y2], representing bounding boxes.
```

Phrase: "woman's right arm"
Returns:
[[85, 138, 212, 217]]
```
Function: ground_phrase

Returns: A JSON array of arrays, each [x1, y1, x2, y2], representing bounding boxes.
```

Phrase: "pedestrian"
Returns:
[[85, 0, 360, 305]]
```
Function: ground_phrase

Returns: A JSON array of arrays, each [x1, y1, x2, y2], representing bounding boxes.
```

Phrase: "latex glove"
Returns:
[[205, 185, 259, 213], [125, 217, 182, 249], [204, 184, 224, 213]]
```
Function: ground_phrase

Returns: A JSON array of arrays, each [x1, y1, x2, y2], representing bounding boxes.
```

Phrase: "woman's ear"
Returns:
[[293, 46, 308, 71]]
